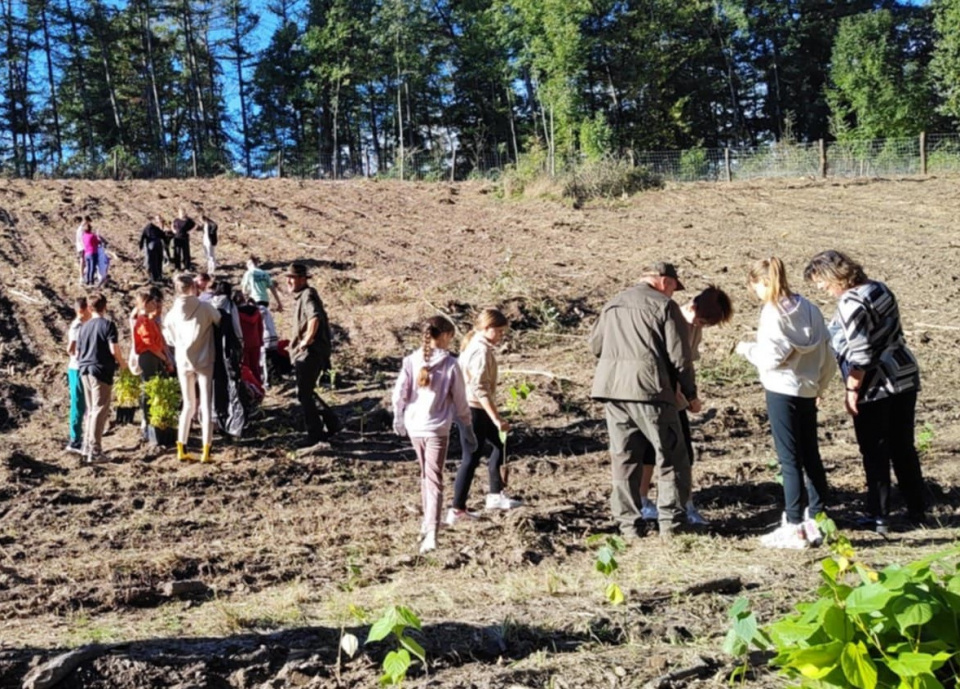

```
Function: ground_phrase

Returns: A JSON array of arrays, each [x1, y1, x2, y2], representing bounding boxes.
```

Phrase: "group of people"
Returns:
[[65, 211, 928, 554], [138, 207, 219, 283], [590, 252, 926, 549], [66, 250, 336, 464]]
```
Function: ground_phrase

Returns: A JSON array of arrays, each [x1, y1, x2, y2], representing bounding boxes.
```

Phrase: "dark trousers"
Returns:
[[852, 389, 925, 519], [294, 354, 326, 442], [173, 236, 191, 271], [452, 408, 504, 509], [146, 246, 164, 282], [766, 390, 829, 524]]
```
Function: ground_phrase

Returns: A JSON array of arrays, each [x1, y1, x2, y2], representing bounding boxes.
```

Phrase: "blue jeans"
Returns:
[[765, 390, 829, 524], [84, 252, 98, 285], [68, 369, 85, 444]]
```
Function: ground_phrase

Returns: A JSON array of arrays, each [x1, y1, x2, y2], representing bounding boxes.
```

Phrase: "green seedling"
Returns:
[[114, 368, 141, 408], [142, 375, 181, 430], [365, 605, 426, 686], [917, 422, 935, 457], [587, 534, 626, 605]]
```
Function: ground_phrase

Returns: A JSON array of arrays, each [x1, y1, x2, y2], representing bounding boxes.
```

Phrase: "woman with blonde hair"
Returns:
[[804, 250, 926, 534], [737, 257, 834, 549], [447, 308, 521, 524]]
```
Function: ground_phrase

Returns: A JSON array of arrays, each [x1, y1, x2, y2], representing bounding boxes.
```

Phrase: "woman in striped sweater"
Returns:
[[804, 250, 927, 534]]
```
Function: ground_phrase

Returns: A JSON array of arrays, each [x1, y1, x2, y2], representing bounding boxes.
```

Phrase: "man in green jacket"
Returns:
[[590, 262, 701, 540]]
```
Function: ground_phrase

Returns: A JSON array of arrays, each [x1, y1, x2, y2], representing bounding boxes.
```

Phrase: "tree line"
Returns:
[[2, 0, 959, 180]]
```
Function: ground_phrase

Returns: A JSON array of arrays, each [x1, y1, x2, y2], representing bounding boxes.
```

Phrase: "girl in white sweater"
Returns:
[[393, 316, 477, 554], [736, 258, 834, 549]]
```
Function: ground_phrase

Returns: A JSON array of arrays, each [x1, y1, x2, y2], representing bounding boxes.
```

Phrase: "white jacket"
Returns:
[[163, 295, 222, 376], [739, 295, 834, 398]]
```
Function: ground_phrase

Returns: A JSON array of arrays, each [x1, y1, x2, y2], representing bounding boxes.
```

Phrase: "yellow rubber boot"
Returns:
[[177, 442, 193, 461], [200, 444, 212, 464]]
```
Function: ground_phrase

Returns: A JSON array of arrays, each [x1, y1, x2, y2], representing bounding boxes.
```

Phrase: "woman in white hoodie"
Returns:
[[393, 316, 477, 554], [736, 258, 835, 549]]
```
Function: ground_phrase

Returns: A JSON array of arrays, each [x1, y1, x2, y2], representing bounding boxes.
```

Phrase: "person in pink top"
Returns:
[[81, 224, 100, 286], [392, 316, 477, 554]]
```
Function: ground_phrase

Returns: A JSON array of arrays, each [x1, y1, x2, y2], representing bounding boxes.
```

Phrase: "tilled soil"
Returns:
[[0, 176, 959, 688]]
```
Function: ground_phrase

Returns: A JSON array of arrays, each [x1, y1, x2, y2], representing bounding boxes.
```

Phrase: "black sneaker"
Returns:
[[875, 518, 890, 535]]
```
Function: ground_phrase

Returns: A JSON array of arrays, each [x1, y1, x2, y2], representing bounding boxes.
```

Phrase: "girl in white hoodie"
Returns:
[[736, 258, 834, 549], [393, 316, 477, 554]]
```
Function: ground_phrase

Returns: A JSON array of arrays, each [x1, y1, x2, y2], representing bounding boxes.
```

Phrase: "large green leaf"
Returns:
[[893, 600, 934, 632], [787, 640, 844, 679], [367, 615, 396, 643], [845, 583, 895, 615], [887, 651, 954, 678], [840, 641, 878, 689], [821, 605, 854, 643], [381, 649, 411, 686], [395, 606, 422, 631], [769, 619, 820, 647], [398, 634, 426, 663]]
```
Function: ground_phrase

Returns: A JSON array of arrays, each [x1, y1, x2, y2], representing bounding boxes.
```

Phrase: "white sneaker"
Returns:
[[760, 516, 808, 550], [485, 492, 522, 510], [419, 531, 436, 554], [443, 508, 479, 527], [685, 502, 709, 526], [802, 508, 823, 546], [641, 500, 659, 521]]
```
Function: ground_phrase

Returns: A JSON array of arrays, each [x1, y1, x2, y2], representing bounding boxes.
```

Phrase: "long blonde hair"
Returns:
[[417, 316, 455, 387], [748, 257, 792, 304], [461, 307, 508, 350]]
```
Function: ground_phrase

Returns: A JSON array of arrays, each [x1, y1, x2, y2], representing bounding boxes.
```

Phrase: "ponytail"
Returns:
[[461, 307, 508, 351], [417, 316, 455, 387], [748, 257, 792, 304]]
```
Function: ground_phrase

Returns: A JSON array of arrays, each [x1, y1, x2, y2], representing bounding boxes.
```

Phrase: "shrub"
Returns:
[[724, 518, 960, 689], [143, 376, 181, 430], [114, 369, 142, 408], [561, 159, 663, 205]]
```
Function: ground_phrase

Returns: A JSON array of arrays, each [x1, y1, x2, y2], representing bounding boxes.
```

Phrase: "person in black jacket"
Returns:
[[138, 215, 167, 283], [172, 206, 196, 271]]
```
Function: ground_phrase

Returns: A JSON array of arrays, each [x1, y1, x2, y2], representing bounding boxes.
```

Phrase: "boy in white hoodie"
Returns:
[[736, 257, 834, 549], [393, 316, 477, 554]]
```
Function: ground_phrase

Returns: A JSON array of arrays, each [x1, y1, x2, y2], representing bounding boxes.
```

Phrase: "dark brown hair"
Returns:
[[417, 316, 456, 387], [90, 293, 107, 313], [693, 285, 733, 326]]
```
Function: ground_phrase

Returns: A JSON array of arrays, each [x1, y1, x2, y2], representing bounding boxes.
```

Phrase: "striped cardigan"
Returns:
[[827, 281, 920, 402]]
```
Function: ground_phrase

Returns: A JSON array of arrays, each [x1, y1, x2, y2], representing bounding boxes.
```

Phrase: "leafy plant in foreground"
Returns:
[[114, 368, 141, 408], [723, 517, 960, 688], [142, 375, 181, 430], [365, 605, 426, 685], [587, 534, 626, 605]]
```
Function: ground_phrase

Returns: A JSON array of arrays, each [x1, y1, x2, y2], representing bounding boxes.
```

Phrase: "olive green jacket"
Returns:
[[589, 282, 697, 405]]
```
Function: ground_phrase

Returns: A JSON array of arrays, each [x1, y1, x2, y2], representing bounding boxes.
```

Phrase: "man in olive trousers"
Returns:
[[589, 262, 701, 540]]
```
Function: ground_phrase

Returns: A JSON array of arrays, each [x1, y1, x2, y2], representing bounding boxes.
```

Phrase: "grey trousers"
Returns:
[[81, 375, 112, 454], [604, 400, 691, 535]]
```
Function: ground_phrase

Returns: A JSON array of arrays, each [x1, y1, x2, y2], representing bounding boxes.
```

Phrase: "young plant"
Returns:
[[722, 597, 770, 684], [587, 534, 627, 605], [114, 368, 141, 408], [142, 375, 181, 430], [917, 422, 935, 458], [365, 605, 426, 686], [727, 517, 960, 688]]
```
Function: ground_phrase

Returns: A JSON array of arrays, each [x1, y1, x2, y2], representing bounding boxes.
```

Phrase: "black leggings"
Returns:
[[452, 408, 503, 508]]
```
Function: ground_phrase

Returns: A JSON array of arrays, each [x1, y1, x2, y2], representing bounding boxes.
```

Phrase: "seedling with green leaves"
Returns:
[[721, 517, 960, 689], [365, 605, 426, 686], [586, 534, 627, 605]]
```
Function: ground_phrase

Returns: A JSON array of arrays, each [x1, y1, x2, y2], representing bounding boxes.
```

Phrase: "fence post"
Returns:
[[819, 139, 827, 178], [724, 148, 732, 182], [920, 132, 927, 175]]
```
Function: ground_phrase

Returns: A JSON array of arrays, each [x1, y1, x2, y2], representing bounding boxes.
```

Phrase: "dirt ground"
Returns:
[[0, 175, 958, 688]]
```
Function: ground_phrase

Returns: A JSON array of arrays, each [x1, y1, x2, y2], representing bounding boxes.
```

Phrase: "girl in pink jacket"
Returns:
[[392, 316, 477, 554]]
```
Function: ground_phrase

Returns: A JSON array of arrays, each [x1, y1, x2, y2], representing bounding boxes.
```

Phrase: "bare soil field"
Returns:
[[0, 176, 958, 688]]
